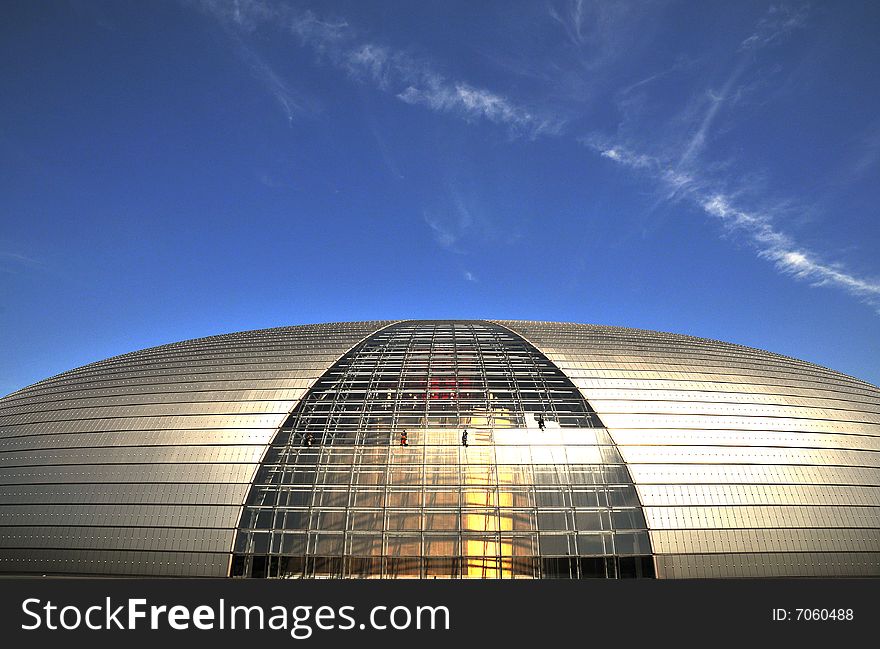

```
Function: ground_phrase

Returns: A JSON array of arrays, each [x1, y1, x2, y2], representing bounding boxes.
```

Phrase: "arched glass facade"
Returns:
[[231, 321, 653, 578]]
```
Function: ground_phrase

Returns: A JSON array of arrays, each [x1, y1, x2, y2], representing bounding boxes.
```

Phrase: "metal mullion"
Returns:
[[425, 324, 438, 425], [492, 329, 524, 428], [470, 323, 489, 429], [525, 340, 556, 424], [394, 325, 417, 431], [322, 350, 360, 439], [453, 324, 463, 429], [358, 336, 391, 436]]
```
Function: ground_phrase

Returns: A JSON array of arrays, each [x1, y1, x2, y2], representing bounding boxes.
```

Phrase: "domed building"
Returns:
[[0, 320, 878, 578]]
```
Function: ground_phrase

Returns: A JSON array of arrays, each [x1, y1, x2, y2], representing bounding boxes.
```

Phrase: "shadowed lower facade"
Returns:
[[0, 320, 878, 578]]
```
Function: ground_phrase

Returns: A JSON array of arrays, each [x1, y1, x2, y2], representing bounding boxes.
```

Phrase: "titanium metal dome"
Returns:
[[1, 320, 878, 578]]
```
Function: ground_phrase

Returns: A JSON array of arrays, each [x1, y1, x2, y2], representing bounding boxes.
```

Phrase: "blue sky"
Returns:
[[1, 0, 879, 394]]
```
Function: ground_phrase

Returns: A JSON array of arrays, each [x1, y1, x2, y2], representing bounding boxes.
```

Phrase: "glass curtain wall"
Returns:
[[231, 321, 654, 578]]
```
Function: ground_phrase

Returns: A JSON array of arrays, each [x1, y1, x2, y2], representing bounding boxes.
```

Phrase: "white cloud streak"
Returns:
[[594, 142, 880, 309], [549, 0, 588, 47], [423, 212, 459, 250], [0, 250, 46, 275], [847, 120, 880, 182], [236, 42, 301, 123], [680, 5, 808, 165], [421, 182, 521, 255], [590, 4, 880, 310], [702, 195, 880, 300], [199, 0, 559, 136], [547, 0, 641, 69], [600, 146, 652, 169], [678, 59, 749, 166], [421, 186, 476, 252], [739, 4, 809, 51], [398, 82, 560, 135]]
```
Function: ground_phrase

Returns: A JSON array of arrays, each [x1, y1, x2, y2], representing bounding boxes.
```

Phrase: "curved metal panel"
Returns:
[[0, 321, 395, 576], [497, 320, 880, 578]]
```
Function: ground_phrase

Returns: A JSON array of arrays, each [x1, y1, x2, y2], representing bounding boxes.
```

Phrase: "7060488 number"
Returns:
[[795, 608, 853, 621]]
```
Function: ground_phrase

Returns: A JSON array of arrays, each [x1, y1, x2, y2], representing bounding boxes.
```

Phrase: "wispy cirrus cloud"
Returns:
[[422, 185, 477, 253], [421, 181, 523, 255], [198, 0, 560, 136], [547, 0, 643, 70], [340, 40, 562, 134], [235, 41, 303, 123], [398, 83, 561, 135], [196, 1, 321, 122], [0, 250, 46, 275], [702, 195, 880, 301], [739, 3, 809, 51], [678, 58, 750, 166], [585, 3, 880, 311], [846, 119, 880, 183], [678, 4, 808, 166], [548, 0, 589, 48], [423, 212, 460, 251], [592, 142, 880, 310], [600, 146, 652, 169]]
